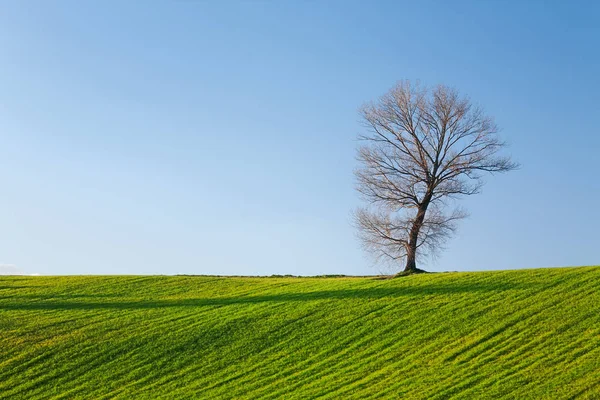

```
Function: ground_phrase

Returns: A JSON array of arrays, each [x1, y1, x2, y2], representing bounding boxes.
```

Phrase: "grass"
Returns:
[[1, 266, 600, 399]]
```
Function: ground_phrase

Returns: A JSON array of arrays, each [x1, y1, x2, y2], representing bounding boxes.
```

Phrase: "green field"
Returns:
[[1, 267, 600, 399]]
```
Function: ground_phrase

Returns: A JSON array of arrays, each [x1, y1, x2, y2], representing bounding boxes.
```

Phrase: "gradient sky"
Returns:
[[1, 1, 599, 276]]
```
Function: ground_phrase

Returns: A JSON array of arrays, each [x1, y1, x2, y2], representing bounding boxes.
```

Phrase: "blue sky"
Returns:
[[1, 1, 598, 276]]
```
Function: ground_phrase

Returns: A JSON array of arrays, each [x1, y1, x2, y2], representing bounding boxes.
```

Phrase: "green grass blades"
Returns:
[[1, 267, 600, 399]]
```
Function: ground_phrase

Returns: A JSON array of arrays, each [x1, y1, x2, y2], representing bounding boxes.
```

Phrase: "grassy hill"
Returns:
[[1, 267, 600, 399]]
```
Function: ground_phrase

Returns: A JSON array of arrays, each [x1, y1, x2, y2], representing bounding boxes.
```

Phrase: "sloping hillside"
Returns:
[[1, 267, 599, 399]]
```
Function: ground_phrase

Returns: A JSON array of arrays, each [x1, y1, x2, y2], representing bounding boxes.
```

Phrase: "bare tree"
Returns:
[[355, 81, 517, 275]]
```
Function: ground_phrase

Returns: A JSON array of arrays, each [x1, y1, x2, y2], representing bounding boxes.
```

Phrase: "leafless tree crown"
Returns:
[[355, 81, 517, 273]]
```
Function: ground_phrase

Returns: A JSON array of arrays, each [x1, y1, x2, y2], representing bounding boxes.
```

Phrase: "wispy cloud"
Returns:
[[0, 264, 40, 276], [0, 264, 21, 275]]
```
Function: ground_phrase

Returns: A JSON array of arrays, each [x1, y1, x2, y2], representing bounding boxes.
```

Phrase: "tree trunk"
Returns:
[[404, 245, 417, 272], [402, 192, 432, 274]]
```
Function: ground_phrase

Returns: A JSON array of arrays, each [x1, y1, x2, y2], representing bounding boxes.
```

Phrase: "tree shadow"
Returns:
[[0, 280, 536, 311]]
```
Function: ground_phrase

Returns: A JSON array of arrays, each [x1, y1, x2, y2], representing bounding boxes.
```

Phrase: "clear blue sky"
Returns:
[[1, 1, 598, 276]]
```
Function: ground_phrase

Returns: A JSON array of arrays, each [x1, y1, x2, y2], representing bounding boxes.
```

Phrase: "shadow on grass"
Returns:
[[0, 281, 537, 311]]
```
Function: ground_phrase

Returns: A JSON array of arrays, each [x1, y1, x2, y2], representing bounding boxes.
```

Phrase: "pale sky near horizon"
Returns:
[[1, 1, 599, 276]]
